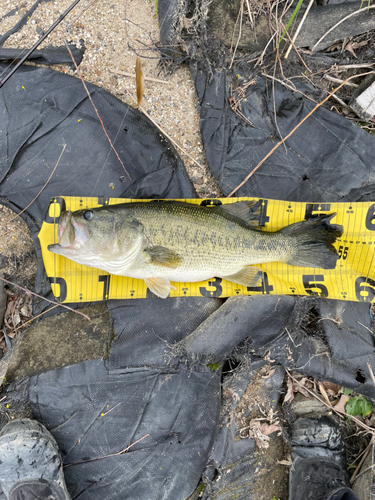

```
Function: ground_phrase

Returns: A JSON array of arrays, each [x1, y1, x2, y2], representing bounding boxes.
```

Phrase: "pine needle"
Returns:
[[135, 57, 144, 108]]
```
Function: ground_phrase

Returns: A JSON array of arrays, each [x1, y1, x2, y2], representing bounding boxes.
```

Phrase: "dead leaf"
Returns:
[[351, 40, 368, 50], [333, 394, 349, 413], [318, 382, 332, 406], [278, 458, 292, 466], [294, 377, 311, 398], [261, 423, 282, 436], [284, 376, 294, 405], [321, 382, 342, 398], [344, 42, 358, 58], [135, 57, 144, 108], [324, 43, 341, 52], [263, 368, 276, 379]]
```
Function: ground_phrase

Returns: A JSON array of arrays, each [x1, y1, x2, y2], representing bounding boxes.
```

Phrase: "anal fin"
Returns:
[[221, 266, 262, 287], [144, 277, 174, 298]]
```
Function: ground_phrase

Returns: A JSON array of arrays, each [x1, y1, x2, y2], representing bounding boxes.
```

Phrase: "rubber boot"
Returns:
[[289, 415, 359, 500], [0, 419, 71, 500]]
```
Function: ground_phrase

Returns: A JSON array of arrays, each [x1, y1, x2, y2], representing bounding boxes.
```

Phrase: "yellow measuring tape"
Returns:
[[38, 196, 375, 303]]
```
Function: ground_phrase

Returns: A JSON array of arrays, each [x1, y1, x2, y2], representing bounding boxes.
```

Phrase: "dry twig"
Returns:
[[111, 69, 169, 85], [311, 5, 375, 53], [285, 0, 315, 59], [6, 144, 66, 225], [230, 0, 244, 69], [0, 277, 90, 321], [324, 74, 358, 88], [63, 35, 131, 181], [63, 433, 149, 468]]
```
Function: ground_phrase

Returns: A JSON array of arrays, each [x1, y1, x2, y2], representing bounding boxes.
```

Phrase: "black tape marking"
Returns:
[[247, 271, 273, 294], [97, 197, 110, 206], [48, 277, 67, 303], [199, 278, 223, 297], [365, 204, 375, 231], [355, 276, 375, 302], [338, 246, 349, 260], [99, 275, 111, 301], [305, 203, 331, 219], [302, 275, 328, 298], [200, 199, 223, 207]]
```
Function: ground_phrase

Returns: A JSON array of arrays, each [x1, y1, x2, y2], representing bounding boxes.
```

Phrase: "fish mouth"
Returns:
[[58, 211, 75, 247], [48, 210, 88, 254]]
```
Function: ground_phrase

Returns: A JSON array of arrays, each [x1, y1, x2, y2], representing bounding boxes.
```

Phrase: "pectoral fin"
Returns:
[[144, 277, 173, 298], [144, 246, 183, 268], [221, 266, 262, 287]]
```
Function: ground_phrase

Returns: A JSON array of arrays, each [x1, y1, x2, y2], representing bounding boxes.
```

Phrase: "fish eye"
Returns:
[[83, 210, 94, 221]]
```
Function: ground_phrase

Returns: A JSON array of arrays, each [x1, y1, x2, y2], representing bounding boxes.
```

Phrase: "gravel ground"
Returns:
[[1, 0, 222, 197]]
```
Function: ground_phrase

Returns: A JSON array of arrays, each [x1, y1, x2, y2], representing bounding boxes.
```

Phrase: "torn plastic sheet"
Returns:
[[190, 62, 375, 201]]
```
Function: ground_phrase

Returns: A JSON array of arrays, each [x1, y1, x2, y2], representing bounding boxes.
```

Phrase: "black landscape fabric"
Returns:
[[191, 60, 375, 201], [2, 26, 375, 500]]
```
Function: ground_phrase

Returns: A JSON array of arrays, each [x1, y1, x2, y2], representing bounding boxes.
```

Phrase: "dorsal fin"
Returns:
[[215, 201, 261, 227]]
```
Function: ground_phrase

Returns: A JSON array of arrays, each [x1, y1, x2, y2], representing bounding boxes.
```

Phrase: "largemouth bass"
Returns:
[[48, 201, 343, 298]]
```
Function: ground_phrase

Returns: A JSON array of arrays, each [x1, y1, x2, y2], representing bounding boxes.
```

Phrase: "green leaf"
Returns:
[[359, 396, 372, 417], [344, 388, 353, 396], [277, 0, 304, 47], [345, 396, 373, 417], [207, 362, 220, 372], [346, 397, 362, 416]]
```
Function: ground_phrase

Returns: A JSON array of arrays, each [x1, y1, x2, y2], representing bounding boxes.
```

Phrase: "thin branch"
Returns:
[[63, 433, 149, 468], [286, 370, 374, 433], [285, 0, 314, 58], [139, 106, 204, 169], [351, 434, 375, 483], [63, 36, 131, 181], [367, 362, 375, 387], [261, 73, 317, 103], [324, 74, 358, 88], [66, 0, 98, 29], [5, 305, 59, 337], [311, 5, 375, 53], [284, 30, 312, 73], [329, 92, 351, 109], [7, 144, 66, 224], [334, 63, 375, 71], [0, 276, 90, 321], [230, 0, 244, 69], [111, 69, 170, 85], [227, 71, 375, 197]]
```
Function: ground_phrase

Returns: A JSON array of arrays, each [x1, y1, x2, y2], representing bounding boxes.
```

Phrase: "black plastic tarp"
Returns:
[[190, 61, 375, 201]]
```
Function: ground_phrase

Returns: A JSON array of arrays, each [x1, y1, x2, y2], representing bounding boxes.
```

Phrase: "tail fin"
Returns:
[[280, 214, 343, 269]]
